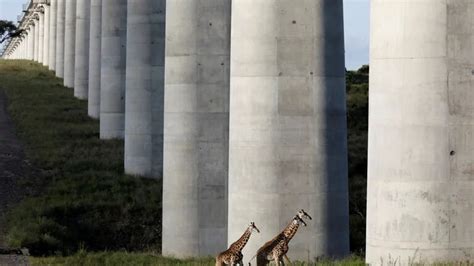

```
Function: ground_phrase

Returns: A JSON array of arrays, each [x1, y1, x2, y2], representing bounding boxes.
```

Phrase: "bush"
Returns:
[[346, 66, 369, 254]]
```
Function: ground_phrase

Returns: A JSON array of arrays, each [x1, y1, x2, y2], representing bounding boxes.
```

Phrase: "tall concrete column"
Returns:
[[88, 0, 102, 118], [21, 40, 25, 59], [229, 0, 349, 261], [100, 0, 127, 139], [38, 11, 44, 64], [48, 0, 57, 70], [64, 0, 77, 88], [367, 1, 474, 264], [21, 40, 24, 59], [34, 18, 39, 61], [43, 4, 50, 66], [74, 0, 91, 99], [27, 27, 34, 60], [55, 0, 65, 77], [124, 0, 165, 177], [162, 0, 230, 257]]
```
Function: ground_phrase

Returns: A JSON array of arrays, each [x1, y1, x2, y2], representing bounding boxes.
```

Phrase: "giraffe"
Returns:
[[216, 222, 261, 266], [249, 209, 312, 266]]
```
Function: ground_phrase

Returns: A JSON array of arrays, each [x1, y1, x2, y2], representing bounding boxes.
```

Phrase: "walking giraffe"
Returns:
[[250, 209, 312, 265], [216, 222, 261, 266]]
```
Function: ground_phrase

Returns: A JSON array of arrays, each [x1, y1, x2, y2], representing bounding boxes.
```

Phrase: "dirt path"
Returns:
[[0, 89, 38, 248]]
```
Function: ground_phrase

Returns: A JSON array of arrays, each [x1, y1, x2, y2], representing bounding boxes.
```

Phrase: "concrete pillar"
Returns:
[[367, 1, 474, 264], [74, 0, 91, 99], [21, 39, 24, 59], [18, 39, 23, 59], [18, 40, 23, 59], [48, 0, 57, 70], [43, 5, 50, 66], [88, 0, 102, 118], [162, 0, 230, 257], [55, 0, 66, 77], [229, 0, 349, 261], [23, 39, 26, 59], [64, 0, 77, 88], [34, 19, 39, 61], [27, 27, 34, 60], [124, 0, 164, 176], [38, 11, 44, 64], [100, 0, 127, 139]]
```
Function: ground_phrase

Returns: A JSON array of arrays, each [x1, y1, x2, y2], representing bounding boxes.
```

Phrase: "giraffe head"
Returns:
[[292, 215, 307, 226], [249, 221, 260, 233], [297, 209, 312, 221]]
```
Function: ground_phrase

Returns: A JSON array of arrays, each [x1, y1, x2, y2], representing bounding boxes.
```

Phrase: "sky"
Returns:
[[0, 0, 369, 70]]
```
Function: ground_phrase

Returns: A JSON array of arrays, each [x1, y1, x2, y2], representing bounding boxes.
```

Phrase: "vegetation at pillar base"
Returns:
[[0, 20, 24, 44], [30, 251, 366, 266], [0, 60, 370, 257], [0, 60, 162, 256]]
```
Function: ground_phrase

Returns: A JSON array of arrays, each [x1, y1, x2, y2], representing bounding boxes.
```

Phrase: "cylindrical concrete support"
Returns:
[[88, 0, 102, 118], [27, 27, 34, 60], [64, 0, 77, 88], [124, 0, 165, 177], [55, 0, 66, 77], [162, 0, 230, 257], [74, 0, 91, 99], [43, 5, 50, 66], [367, 1, 474, 264], [34, 19, 39, 61], [38, 11, 44, 64], [48, 0, 57, 70], [100, 0, 127, 139], [229, 0, 349, 261]]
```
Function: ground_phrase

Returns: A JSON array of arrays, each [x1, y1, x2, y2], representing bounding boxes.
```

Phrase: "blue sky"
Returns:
[[1, 0, 369, 70]]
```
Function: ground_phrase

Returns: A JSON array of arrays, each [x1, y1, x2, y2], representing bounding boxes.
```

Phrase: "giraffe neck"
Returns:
[[282, 220, 300, 242], [229, 227, 252, 252]]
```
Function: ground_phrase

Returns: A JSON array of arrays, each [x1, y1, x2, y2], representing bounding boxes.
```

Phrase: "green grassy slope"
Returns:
[[30, 251, 365, 266], [0, 60, 162, 256]]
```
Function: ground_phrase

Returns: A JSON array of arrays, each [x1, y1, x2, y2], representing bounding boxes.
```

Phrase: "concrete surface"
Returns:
[[38, 11, 44, 64], [74, 0, 90, 99], [64, 0, 77, 88], [55, 0, 65, 78], [367, 0, 474, 264], [48, 0, 57, 70], [162, 0, 230, 257], [27, 27, 34, 60], [42, 4, 49, 66], [100, 0, 127, 139], [124, 0, 165, 177], [88, 0, 102, 119], [228, 0, 350, 262], [33, 18, 39, 62]]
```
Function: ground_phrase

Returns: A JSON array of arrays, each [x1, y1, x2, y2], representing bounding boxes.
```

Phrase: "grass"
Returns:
[[30, 251, 215, 266], [30, 251, 366, 266], [29, 252, 474, 266], [0, 60, 162, 256]]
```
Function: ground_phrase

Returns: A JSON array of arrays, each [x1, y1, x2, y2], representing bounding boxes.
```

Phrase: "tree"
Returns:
[[0, 20, 24, 44]]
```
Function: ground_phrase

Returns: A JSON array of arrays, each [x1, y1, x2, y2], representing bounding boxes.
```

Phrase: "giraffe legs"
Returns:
[[283, 255, 292, 265], [256, 254, 267, 266], [273, 254, 285, 266]]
